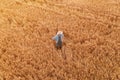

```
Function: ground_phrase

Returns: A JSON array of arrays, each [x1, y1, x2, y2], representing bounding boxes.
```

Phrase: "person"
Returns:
[[52, 31, 64, 49]]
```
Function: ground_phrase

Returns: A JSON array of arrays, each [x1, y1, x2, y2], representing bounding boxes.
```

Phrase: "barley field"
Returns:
[[0, 0, 120, 80]]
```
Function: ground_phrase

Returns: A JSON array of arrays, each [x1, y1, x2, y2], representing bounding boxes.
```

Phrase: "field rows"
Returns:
[[0, 0, 120, 80]]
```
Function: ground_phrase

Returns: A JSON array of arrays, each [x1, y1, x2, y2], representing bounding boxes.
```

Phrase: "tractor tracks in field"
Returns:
[[3, 0, 120, 28], [48, 3, 120, 27], [24, 1, 120, 28]]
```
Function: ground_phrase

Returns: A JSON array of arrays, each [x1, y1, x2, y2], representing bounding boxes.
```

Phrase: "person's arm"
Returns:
[[62, 34, 64, 39], [61, 34, 64, 41], [52, 35, 57, 40]]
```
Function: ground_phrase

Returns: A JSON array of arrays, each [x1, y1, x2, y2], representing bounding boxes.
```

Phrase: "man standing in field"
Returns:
[[52, 31, 64, 49]]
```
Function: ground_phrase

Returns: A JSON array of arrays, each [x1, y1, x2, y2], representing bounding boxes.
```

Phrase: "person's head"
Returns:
[[57, 31, 63, 35]]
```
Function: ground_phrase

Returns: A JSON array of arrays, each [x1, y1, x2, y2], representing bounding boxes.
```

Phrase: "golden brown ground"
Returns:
[[0, 0, 120, 80]]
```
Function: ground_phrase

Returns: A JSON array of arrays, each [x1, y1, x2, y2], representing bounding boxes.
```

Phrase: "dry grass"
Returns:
[[0, 0, 120, 80]]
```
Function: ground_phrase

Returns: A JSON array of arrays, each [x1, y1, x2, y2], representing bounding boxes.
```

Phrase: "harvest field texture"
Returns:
[[0, 0, 120, 80]]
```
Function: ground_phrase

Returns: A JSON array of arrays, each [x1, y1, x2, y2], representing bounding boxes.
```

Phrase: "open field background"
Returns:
[[0, 0, 120, 80]]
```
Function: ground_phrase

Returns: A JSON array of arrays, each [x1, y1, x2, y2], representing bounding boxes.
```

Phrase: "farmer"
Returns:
[[52, 31, 64, 49]]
